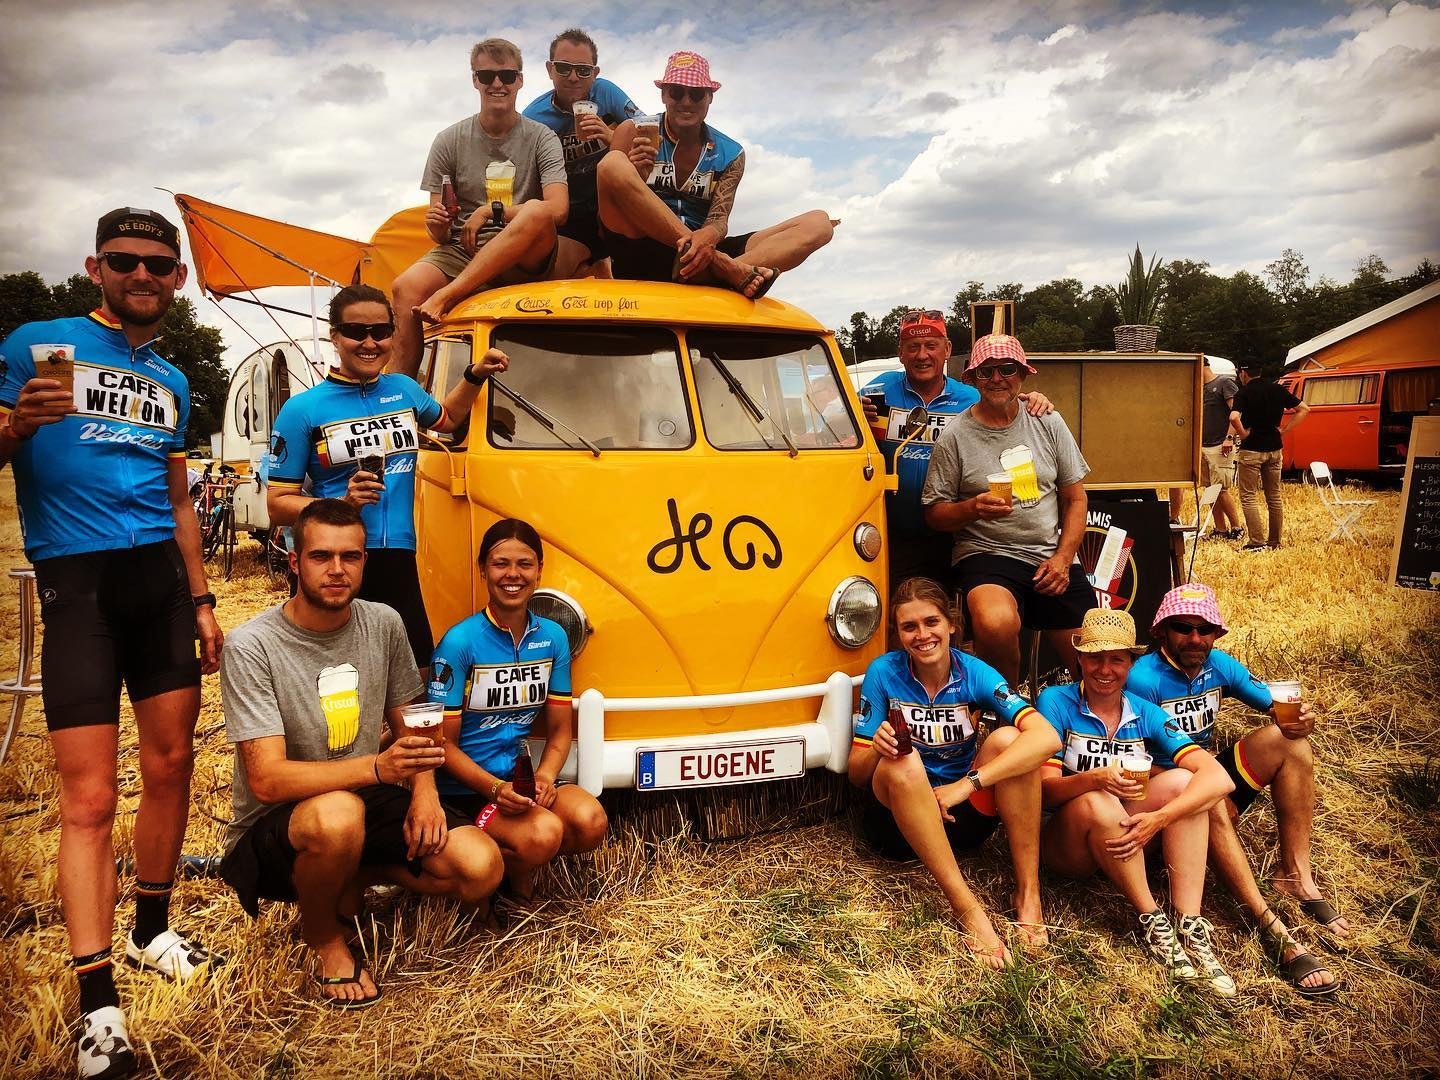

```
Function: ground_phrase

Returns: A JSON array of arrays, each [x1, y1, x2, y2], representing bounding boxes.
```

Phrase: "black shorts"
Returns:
[[220, 784, 472, 917], [559, 204, 607, 262], [1216, 741, 1264, 815], [887, 531, 954, 595], [33, 540, 200, 730], [360, 549, 432, 667], [606, 230, 755, 282], [859, 790, 1000, 860], [955, 553, 1096, 632]]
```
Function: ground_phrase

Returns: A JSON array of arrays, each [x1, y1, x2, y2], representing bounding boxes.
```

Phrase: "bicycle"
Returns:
[[200, 465, 239, 580]]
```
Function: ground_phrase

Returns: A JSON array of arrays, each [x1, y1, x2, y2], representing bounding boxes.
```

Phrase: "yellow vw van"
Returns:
[[413, 280, 889, 796]]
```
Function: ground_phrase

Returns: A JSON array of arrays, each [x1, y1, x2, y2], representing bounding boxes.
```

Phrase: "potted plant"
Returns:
[[1109, 244, 1164, 351]]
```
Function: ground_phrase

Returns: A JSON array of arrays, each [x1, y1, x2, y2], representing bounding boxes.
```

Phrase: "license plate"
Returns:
[[636, 738, 806, 791]]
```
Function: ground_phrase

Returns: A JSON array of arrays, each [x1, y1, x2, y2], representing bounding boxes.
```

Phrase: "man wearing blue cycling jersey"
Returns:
[[0, 208, 223, 1080], [1127, 583, 1341, 995]]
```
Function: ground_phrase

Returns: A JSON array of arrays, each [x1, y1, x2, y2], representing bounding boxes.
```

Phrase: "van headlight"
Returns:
[[528, 589, 591, 657], [826, 576, 881, 648], [853, 522, 882, 562]]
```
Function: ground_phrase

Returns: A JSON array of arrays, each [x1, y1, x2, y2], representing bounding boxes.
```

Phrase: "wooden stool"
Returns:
[[0, 567, 41, 765]]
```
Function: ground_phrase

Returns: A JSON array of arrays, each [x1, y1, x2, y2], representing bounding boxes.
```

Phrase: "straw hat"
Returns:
[[1071, 608, 1147, 654]]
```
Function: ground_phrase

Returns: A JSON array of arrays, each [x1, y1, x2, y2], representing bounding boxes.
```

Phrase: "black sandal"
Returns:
[[316, 957, 382, 1009], [1258, 908, 1339, 997]]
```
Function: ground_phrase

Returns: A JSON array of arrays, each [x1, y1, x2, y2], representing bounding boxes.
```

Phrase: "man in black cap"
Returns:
[[1229, 362, 1309, 550], [0, 208, 224, 1080]]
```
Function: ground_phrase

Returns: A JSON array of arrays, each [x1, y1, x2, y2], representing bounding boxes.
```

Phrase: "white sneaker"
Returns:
[[1178, 914, 1239, 997], [123, 929, 223, 982], [1138, 909, 1199, 981], [77, 1006, 136, 1079]]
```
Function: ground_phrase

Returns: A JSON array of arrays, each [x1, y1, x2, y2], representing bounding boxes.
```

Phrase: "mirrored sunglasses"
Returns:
[[550, 61, 595, 78], [473, 68, 521, 85], [900, 309, 944, 325], [972, 362, 1020, 380], [96, 252, 180, 276], [334, 322, 395, 342]]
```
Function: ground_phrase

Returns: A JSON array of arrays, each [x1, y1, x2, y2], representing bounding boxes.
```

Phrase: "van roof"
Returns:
[[440, 279, 829, 334]]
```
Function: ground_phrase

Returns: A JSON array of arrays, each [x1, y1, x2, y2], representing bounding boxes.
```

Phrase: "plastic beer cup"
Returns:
[[987, 472, 1013, 504], [1268, 681, 1303, 725], [30, 343, 76, 397], [401, 701, 445, 746], [634, 115, 661, 151], [1120, 753, 1152, 798]]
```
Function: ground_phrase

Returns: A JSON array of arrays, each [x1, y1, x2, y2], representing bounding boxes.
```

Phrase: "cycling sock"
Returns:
[[74, 948, 119, 1014], [132, 879, 174, 948]]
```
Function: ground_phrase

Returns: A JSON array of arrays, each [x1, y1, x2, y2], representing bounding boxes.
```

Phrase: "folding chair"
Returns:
[[1309, 462, 1374, 541], [0, 567, 41, 765], [1169, 483, 1223, 582]]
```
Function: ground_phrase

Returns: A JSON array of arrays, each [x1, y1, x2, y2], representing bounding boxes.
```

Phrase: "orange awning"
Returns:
[[173, 194, 431, 298]]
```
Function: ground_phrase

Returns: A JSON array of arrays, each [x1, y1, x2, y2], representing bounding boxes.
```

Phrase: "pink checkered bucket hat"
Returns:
[[654, 51, 722, 90], [1151, 584, 1229, 638], [962, 334, 1037, 380]]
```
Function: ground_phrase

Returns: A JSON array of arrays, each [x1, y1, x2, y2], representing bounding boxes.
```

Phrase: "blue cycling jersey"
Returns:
[[427, 608, 573, 797], [1126, 647, 1272, 752], [268, 371, 443, 551], [523, 79, 639, 197], [854, 647, 1036, 783], [0, 312, 190, 562], [647, 120, 744, 231], [1038, 682, 1200, 773], [858, 370, 978, 537]]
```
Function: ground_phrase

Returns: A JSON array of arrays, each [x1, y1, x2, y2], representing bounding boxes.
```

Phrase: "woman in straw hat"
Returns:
[[849, 577, 1062, 967], [1037, 608, 1238, 995]]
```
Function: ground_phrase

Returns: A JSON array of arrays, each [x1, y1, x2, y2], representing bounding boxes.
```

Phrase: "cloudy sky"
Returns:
[[2, 0, 1437, 363]]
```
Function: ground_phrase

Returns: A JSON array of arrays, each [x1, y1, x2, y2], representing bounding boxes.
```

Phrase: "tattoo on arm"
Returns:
[[703, 152, 745, 238]]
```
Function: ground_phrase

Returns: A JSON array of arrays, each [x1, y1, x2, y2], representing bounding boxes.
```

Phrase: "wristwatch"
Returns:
[[965, 769, 984, 794], [192, 592, 217, 610], [462, 364, 488, 386]]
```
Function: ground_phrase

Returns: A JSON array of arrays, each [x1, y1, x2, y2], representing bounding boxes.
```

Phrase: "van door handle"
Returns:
[[1357, 418, 1375, 425]]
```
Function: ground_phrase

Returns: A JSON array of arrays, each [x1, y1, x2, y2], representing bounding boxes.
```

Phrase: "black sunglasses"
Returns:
[[662, 84, 710, 103], [900, 309, 944, 325], [550, 60, 595, 78], [972, 362, 1020, 380], [1169, 620, 1220, 637], [473, 68, 521, 85], [96, 251, 180, 276], [334, 322, 395, 342]]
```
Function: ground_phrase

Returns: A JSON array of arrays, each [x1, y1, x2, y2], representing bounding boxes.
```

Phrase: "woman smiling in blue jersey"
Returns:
[[428, 519, 608, 902], [849, 577, 1061, 966]]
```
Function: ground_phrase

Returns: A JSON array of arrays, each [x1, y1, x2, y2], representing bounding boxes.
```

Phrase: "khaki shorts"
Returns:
[[1201, 443, 1237, 488], [418, 236, 560, 285]]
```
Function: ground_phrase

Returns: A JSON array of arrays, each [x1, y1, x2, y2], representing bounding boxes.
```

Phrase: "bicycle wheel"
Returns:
[[220, 506, 236, 581], [202, 508, 222, 561]]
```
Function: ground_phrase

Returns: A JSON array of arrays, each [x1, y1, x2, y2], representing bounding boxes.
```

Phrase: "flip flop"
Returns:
[[670, 238, 693, 282], [316, 957, 382, 1010], [1297, 897, 1347, 932], [1258, 910, 1339, 997], [739, 265, 780, 300]]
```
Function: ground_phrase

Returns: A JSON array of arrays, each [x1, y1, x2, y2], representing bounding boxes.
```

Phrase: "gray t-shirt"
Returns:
[[420, 115, 568, 239], [921, 408, 1089, 567], [1201, 373, 1239, 447], [220, 599, 424, 853]]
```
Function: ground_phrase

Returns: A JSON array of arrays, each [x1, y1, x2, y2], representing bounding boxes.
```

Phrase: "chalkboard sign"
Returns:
[[1391, 416, 1440, 590]]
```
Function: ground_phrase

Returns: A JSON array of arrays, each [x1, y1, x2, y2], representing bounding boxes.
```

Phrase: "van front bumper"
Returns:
[[549, 672, 862, 794]]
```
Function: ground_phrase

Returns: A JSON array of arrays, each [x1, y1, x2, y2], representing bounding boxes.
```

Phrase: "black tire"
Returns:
[[220, 506, 236, 581]]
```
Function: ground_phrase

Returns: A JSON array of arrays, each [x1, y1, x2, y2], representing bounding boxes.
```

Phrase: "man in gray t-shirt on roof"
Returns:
[[391, 36, 577, 377], [922, 334, 1095, 685], [219, 499, 502, 1007]]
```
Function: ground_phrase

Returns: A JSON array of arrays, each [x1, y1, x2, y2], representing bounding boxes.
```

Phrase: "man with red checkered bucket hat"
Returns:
[[1127, 583, 1343, 996], [921, 334, 1094, 686], [596, 50, 835, 294]]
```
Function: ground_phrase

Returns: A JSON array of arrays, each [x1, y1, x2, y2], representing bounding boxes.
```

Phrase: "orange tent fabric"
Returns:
[[174, 194, 431, 297]]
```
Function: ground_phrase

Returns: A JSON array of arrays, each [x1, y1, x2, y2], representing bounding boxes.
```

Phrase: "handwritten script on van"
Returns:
[[646, 498, 782, 574]]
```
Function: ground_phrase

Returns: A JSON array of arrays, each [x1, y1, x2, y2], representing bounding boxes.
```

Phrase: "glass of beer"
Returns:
[[401, 702, 446, 746], [485, 160, 516, 207], [986, 472, 1013, 504], [634, 114, 661, 151], [31, 343, 76, 398], [1120, 752, 1152, 799], [573, 99, 598, 124], [1268, 680, 1303, 725]]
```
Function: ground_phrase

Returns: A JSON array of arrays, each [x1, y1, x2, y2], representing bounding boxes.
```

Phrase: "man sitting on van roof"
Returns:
[[390, 37, 576, 377], [595, 50, 834, 295]]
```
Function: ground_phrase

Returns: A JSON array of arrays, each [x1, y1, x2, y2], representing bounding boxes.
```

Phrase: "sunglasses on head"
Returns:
[[334, 322, 395, 342], [1169, 619, 1220, 637], [900, 309, 944, 325], [972, 362, 1020, 380], [662, 84, 710, 103], [96, 251, 179, 276], [474, 68, 521, 85], [550, 60, 595, 78]]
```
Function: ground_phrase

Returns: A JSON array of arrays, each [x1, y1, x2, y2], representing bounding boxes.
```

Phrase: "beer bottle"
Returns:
[[888, 704, 913, 757], [511, 746, 537, 800], [441, 174, 460, 217]]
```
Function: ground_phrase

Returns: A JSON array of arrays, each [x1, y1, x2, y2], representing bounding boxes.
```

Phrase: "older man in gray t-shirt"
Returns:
[[922, 335, 1095, 684]]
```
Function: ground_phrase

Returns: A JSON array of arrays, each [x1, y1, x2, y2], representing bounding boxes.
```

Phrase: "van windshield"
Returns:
[[487, 325, 693, 450], [689, 332, 860, 451]]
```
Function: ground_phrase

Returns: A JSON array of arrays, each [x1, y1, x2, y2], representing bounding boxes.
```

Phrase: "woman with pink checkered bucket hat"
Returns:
[[594, 49, 836, 294]]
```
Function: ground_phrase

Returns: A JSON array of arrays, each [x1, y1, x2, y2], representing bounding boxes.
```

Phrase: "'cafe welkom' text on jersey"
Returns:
[[1038, 682, 1201, 773], [1126, 647, 1273, 749]]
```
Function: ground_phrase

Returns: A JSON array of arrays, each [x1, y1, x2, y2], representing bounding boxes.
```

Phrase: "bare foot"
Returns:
[[414, 297, 449, 326], [954, 904, 1012, 970], [708, 251, 777, 298], [1012, 890, 1049, 948], [1273, 875, 1351, 936], [313, 941, 379, 1005]]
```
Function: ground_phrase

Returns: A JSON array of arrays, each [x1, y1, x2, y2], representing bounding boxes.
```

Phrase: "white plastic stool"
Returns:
[[0, 567, 41, 764]]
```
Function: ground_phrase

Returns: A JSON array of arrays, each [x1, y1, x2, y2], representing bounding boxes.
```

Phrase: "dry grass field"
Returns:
[[1, 473, 1437, 1079]]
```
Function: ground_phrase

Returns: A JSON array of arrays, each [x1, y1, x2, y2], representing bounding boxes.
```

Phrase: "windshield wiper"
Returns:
[[490, 379, 601, 457], [702, 352, 798, 457]]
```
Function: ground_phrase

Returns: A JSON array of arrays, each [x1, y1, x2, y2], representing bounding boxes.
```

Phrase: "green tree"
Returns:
[[51, 273, 102, 318], [871, 304, 912, 358], [1264, 248, 1310, 306], [0, 271, 60, 337]]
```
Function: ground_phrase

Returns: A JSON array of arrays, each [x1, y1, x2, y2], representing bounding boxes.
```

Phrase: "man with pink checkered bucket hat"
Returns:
[[595, 49, 835, 295], [1127, 583, 1343, 996]]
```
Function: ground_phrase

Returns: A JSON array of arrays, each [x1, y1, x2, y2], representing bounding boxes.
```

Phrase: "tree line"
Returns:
[[837, 251, 1440, 377], [0, 270, 229, 448]]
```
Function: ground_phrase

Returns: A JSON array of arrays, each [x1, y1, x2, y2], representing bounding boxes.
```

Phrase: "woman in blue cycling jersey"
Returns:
[[428, 519, 608, 901], [849, 577, 1061, 966]]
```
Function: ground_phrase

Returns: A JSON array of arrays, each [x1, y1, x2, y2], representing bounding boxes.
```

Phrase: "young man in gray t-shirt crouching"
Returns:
[[219, 499, 502, 1007], [921, 335, 1096, 686]]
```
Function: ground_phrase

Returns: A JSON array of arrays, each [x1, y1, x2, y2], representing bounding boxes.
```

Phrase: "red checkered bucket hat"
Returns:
[[655, 51, 722, 90], [962, 334, 1036, 379], [1151, 583, 1229, 638]]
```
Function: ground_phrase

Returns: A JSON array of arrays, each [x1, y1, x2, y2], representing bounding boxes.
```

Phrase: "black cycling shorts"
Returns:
[[859, 790, 1000, 860], [956, 553, 1097, 632], [1216, 740, 1265, 815], [606, 230, 755, 283], [33, 540, 200, 730], [359, 548, 432, 667]]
